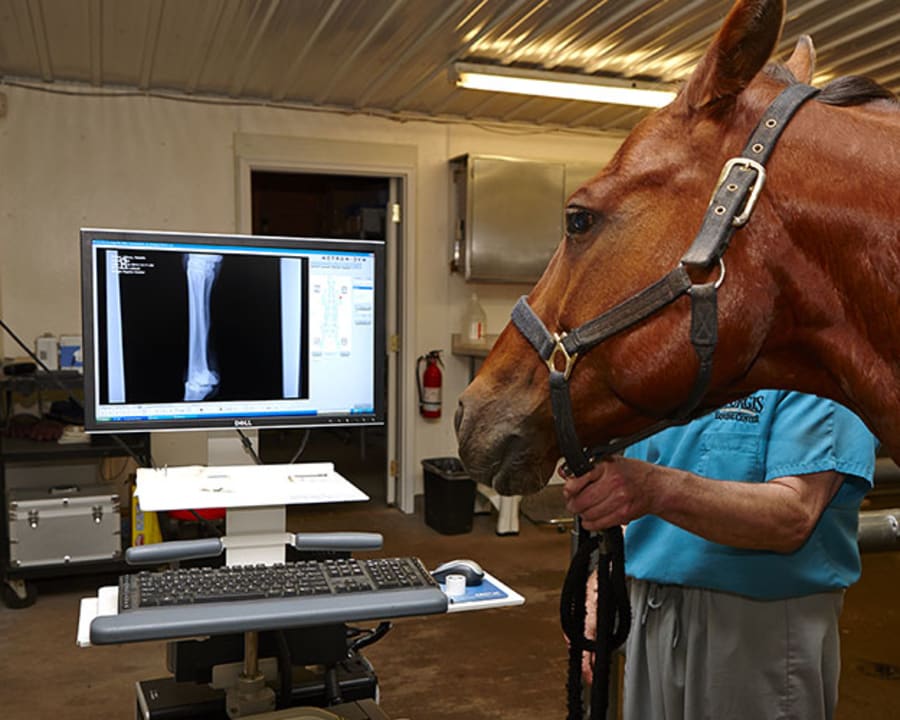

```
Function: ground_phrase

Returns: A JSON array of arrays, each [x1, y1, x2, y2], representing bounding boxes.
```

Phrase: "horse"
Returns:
[[455, 0, 899, 497]]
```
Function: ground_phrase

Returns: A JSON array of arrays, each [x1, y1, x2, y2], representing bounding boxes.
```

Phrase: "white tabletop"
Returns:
[[135, 463, 368, 511]]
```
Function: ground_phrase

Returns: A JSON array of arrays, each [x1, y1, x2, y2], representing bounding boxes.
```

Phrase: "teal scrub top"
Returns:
[[623, 390, 878, 600]]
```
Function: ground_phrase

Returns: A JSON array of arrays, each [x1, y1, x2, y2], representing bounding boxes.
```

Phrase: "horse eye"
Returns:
[[565, 209, 595, 237]]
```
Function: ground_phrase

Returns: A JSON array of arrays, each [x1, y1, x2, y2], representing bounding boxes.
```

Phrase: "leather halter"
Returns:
[[512, 83, 821, 478]]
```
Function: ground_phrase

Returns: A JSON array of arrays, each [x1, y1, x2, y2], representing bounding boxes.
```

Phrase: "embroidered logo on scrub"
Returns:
[[714, 394, 765, 423]]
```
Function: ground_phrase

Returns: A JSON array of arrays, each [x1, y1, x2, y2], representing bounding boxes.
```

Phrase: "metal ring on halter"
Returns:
[[684, 257, 725, 292], [546, 332, 578, 380], [713, 257, 726, 289]]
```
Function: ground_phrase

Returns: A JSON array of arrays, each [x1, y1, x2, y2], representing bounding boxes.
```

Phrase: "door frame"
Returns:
[[234, 133, 418, 513]]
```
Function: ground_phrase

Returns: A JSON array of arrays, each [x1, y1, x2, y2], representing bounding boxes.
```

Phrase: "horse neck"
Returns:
[[769, 102, 898, 328], [752, 100, 900, 439]]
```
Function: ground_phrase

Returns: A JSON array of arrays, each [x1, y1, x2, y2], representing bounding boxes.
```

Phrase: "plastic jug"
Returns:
[[464, 293, 487, 344]]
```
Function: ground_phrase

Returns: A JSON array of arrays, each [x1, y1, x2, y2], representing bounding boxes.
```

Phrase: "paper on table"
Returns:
[[135, 463, 368, 511]]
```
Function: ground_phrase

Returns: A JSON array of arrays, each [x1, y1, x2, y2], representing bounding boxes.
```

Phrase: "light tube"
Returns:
[[453, 62, 676, 109]]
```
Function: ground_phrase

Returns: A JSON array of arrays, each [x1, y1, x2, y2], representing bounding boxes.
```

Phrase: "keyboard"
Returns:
[[118, 556, 439, 612]]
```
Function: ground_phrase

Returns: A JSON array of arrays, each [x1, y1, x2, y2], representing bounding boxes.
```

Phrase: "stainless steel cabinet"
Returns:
[[449, 154, 600, 283]]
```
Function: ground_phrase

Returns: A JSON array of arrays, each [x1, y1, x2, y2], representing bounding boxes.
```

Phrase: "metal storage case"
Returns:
[[8, 485, 122, 568]]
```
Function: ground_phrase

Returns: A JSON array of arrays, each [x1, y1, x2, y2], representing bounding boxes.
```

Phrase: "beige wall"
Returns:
[[0, 84, 623, 496]]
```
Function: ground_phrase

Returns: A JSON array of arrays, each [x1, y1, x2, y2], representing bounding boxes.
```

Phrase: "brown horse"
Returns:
[[455, 0, 899, 496]]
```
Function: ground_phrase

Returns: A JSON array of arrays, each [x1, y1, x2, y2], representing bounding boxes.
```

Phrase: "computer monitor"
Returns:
[[80, 228, 386, 433]]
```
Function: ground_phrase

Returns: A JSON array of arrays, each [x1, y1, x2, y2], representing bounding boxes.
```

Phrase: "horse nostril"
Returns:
[[454, 401, 464, 436]]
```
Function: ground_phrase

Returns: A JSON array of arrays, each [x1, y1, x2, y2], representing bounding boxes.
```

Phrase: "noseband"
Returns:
[[512, 82, 821, 477], [512, 82, 820, 720]]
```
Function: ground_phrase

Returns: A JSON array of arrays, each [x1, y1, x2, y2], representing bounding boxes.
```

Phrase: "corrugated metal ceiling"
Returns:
[[1, 0, 897, 133]]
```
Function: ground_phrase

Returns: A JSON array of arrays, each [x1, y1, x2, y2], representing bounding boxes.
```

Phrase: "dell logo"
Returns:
[[233, 420, 254, 427]]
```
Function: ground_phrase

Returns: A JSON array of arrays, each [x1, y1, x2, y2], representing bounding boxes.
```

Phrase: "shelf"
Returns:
[[451, 333, 498, 359], [6, 557, 126, 581], [0, 434, 149, 462], [0, 370, 84, 394], [0, 372, 148, 604]]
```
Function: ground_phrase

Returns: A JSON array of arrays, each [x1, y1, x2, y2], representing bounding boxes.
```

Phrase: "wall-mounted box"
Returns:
[[449, 155, 601, 284]]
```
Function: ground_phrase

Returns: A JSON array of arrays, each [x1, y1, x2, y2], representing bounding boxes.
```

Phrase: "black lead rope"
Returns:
[[561, 523, 630, 719], [509, 83, 821, 720]]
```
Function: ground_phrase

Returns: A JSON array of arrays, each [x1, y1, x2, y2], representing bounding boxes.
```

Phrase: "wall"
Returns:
[[0, 84, 624, 497]]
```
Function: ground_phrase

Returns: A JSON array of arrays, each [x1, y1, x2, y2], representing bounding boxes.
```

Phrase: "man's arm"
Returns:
[[562, 456, 844, 553]]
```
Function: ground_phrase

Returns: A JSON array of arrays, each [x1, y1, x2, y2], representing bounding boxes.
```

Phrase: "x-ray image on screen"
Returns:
[[94, 249, 307, 406]]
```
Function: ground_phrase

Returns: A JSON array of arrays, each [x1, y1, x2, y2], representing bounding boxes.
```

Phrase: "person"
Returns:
[[562, 390, 877, 720]]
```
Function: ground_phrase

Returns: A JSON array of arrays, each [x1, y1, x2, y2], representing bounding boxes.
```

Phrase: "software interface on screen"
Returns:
[[81, 231, 383, 431]]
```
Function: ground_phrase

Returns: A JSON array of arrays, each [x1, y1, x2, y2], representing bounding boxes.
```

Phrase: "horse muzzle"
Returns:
[[454, 390, 552, 496]]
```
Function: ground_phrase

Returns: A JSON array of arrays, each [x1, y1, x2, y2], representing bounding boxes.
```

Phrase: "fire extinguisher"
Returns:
[[417, 350, 443, 419]]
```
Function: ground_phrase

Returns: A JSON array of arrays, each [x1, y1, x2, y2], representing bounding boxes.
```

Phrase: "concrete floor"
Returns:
[[0, 496, 574, 720], [1, 437, 898, 720]]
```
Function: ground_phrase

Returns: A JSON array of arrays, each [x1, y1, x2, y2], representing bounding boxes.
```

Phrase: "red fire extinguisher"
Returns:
[[417, 350, 443, 419]]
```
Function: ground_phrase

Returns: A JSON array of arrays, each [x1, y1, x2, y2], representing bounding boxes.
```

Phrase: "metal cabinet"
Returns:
[[449, 154, 601, 283]]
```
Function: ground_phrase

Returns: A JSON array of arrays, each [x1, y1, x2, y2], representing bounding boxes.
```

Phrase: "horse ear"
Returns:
[[682, 0, 785, 109], [784, 35, 816, 84]]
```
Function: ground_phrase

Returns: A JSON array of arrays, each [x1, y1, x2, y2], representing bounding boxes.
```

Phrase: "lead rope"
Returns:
[[560, 520, 630, 719]]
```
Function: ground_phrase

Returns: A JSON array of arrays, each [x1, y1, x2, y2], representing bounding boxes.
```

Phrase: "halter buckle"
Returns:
[[546, 333, 578, 380], [715, 157, 767, 227]]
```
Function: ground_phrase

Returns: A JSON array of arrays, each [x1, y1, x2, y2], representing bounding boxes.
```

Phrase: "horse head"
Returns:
[[455, 0, 900, 495]]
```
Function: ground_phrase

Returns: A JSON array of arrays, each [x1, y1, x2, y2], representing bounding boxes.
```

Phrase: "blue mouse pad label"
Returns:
[[443, 577, 509, 604]]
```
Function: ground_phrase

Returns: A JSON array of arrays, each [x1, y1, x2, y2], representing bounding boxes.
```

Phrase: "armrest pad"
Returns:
[[292, 532, 383, 552], [125, 538, 224, 565]]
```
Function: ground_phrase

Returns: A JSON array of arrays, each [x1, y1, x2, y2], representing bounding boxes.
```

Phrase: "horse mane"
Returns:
[[764, 63, 898, 107]]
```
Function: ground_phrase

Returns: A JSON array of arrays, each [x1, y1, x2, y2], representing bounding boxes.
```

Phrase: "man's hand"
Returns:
[[562, 456, 667, 531]]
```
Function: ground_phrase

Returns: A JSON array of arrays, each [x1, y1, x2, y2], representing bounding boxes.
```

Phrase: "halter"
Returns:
[[513, 82, 820, 476], [511, 83, 821, 720]]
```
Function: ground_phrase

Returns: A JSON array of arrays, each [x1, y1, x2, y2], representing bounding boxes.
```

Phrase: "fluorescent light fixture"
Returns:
[[453, 62, 677, 109]]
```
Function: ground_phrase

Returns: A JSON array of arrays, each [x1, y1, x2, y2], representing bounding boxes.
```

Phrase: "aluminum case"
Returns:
[[7, 485, 122, 568]]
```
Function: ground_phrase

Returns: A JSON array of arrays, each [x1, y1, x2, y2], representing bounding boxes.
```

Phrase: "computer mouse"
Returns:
[[431, 559, 485, 586]]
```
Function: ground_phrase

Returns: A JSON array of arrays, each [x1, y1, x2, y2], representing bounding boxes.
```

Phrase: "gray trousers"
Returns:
[[622, 579, 844, 720]]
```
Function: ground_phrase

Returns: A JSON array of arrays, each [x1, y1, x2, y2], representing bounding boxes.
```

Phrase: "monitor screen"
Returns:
[[80, 228, 386, 433]]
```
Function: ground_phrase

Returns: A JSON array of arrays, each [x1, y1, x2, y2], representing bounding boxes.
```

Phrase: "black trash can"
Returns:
[[422, 457, 476, 535]]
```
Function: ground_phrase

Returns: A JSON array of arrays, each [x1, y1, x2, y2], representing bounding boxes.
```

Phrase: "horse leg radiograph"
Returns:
[[184, 254, 223, 401]]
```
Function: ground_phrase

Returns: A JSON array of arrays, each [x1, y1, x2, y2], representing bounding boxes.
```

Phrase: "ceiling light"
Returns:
[[452, 62, 677, 109]]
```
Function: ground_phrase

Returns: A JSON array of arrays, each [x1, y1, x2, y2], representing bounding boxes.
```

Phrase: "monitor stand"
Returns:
[[207, 429, 259, 466], [207, 429, 288, 566], [149, 429, 286, 566], [149, 429, 260, 469]]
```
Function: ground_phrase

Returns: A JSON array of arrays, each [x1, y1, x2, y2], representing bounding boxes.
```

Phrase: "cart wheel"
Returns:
[[2, 578, 37, 609]]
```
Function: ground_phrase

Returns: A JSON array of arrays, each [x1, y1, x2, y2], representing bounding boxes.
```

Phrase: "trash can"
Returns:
[[422, 457, 476, 535]]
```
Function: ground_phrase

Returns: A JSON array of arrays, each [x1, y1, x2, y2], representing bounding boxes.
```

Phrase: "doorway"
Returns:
[[250, 171, 396, 504]]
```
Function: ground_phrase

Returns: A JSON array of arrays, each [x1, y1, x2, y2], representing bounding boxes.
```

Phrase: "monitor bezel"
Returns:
[[80, 227, 387, 434]]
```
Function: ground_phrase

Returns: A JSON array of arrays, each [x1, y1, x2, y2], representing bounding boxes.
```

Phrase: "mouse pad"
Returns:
[[441, 576, 510, 605]]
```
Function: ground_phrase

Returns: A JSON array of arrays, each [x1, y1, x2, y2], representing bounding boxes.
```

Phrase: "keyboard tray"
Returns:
[[91, 583, 448, 645]]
